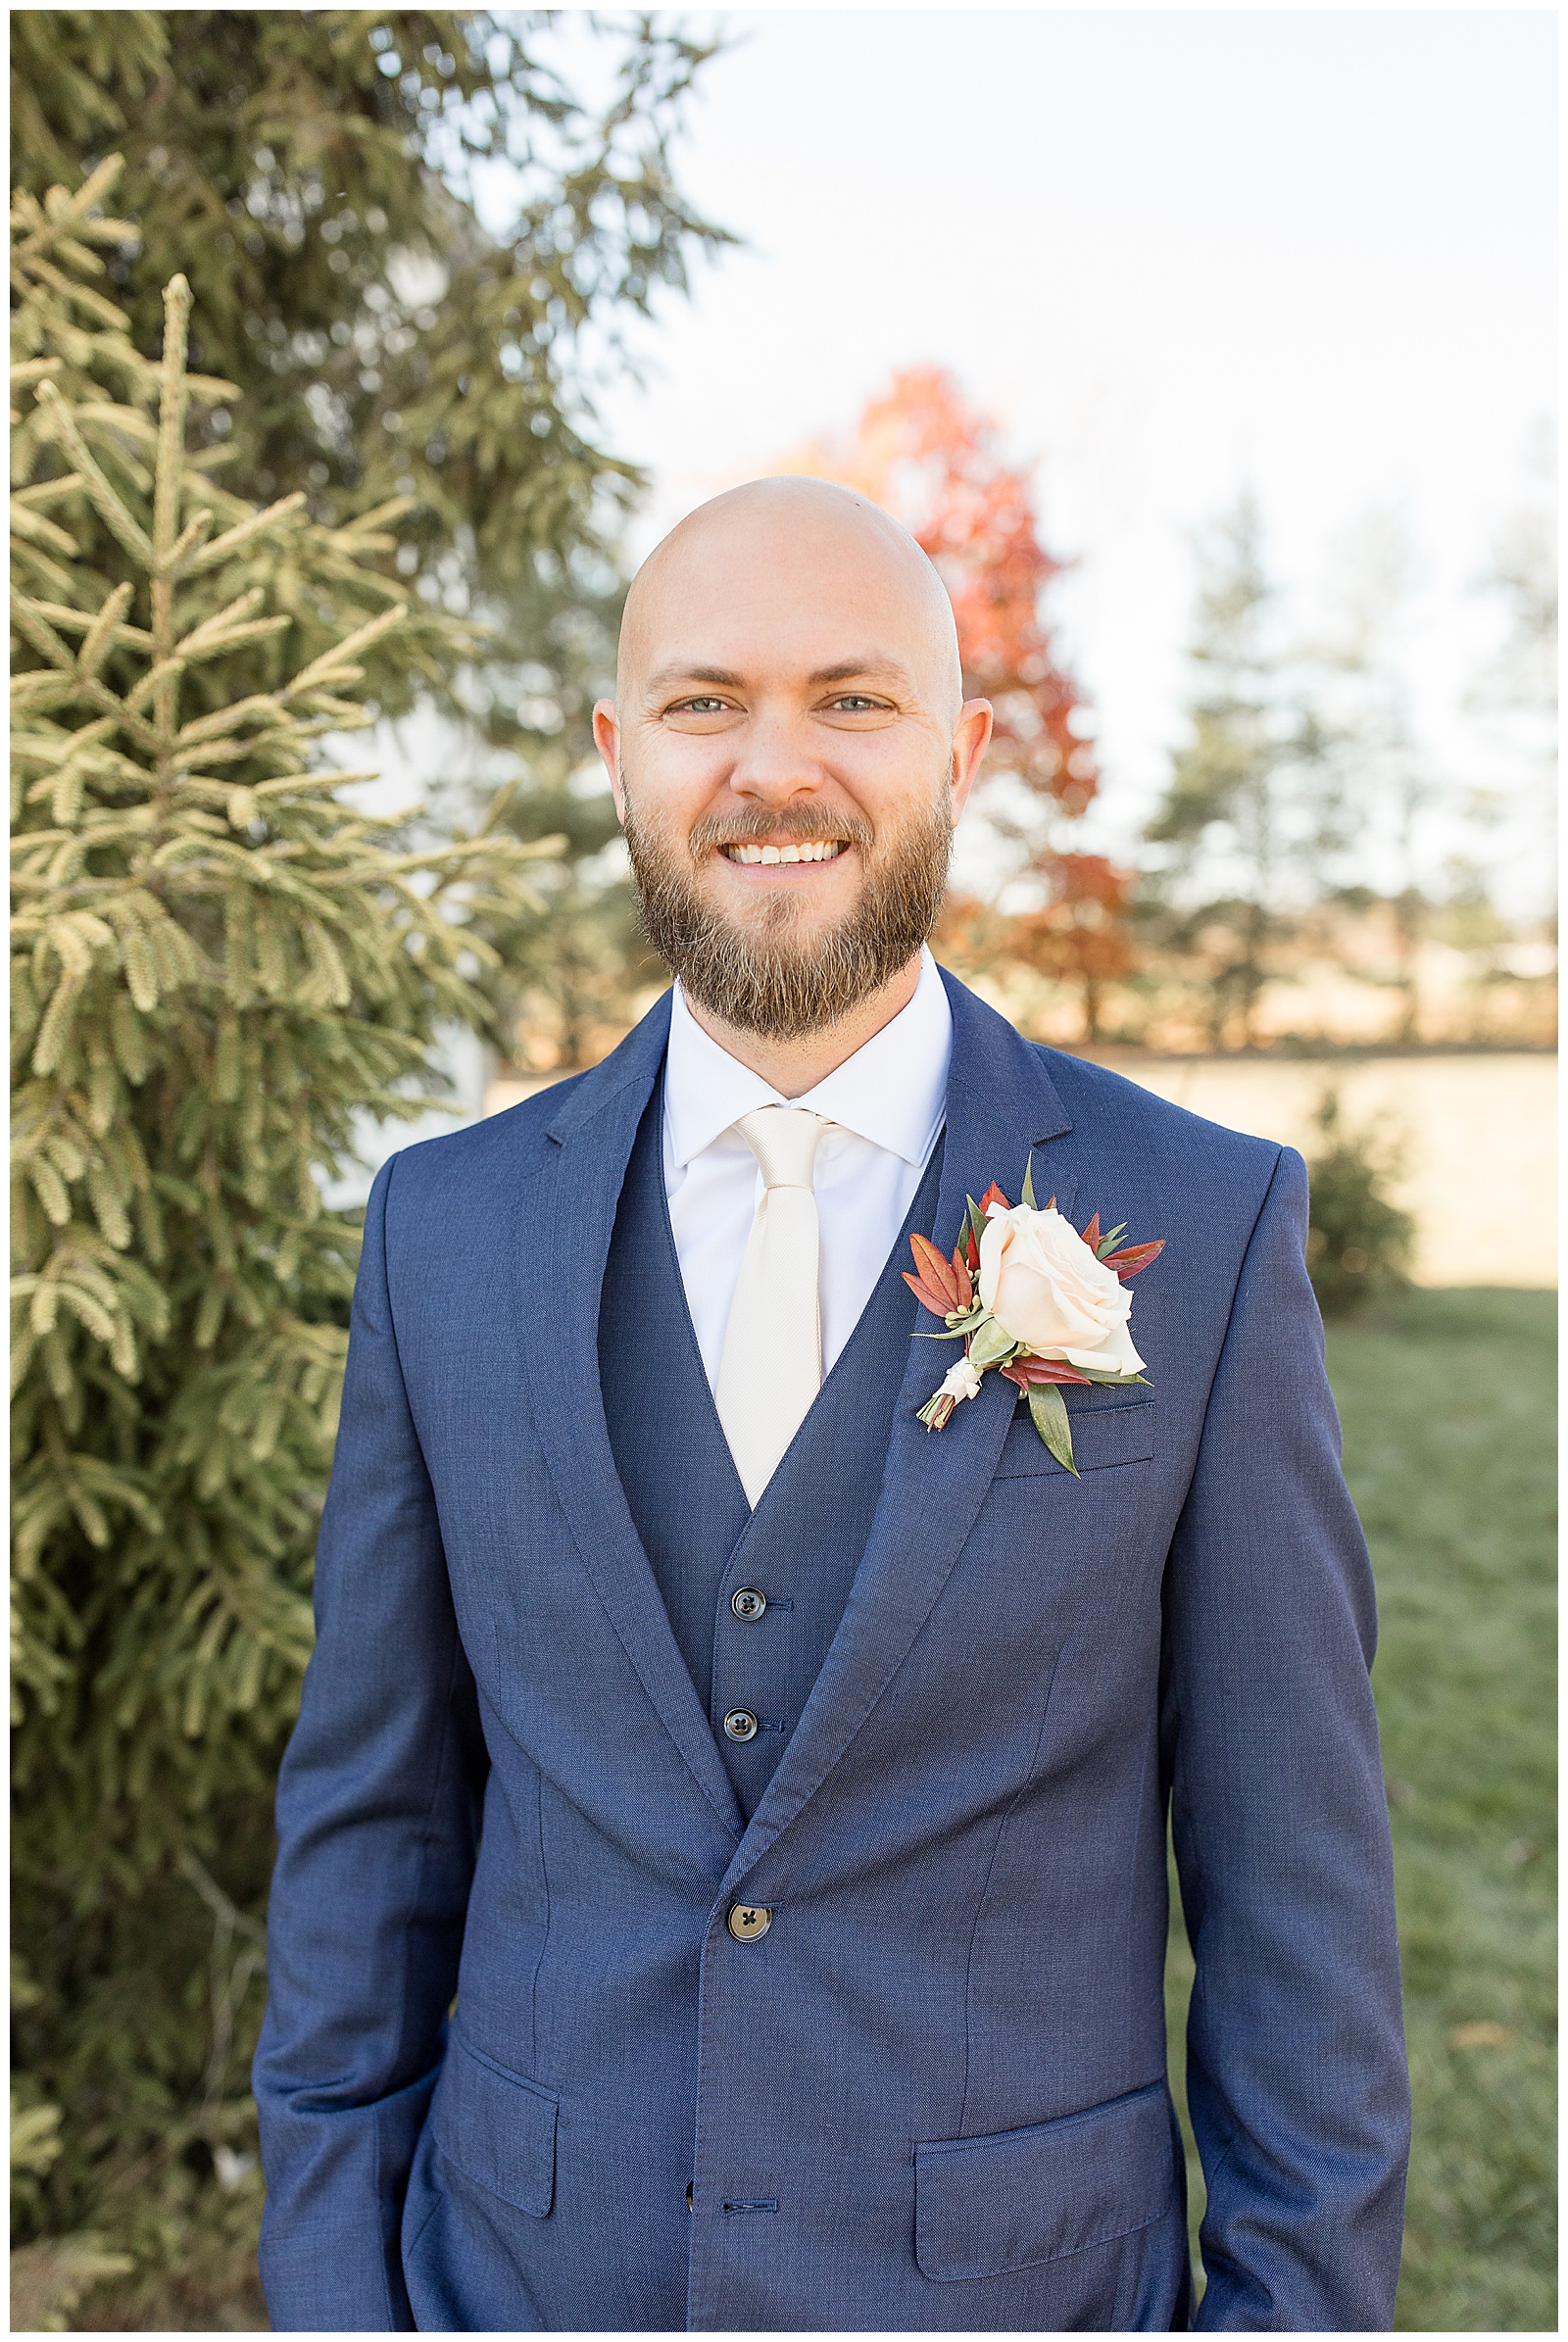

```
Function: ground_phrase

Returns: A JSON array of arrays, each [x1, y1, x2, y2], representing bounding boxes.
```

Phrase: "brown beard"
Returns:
[[620, 787, 954, 1039]]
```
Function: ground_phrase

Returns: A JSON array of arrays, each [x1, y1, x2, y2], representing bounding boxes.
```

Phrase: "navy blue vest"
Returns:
[[598, 1080, 944, 1819]]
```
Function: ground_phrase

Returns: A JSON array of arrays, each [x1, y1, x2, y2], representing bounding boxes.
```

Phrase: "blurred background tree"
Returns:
[[1140, 492, 1345, 1050], [10, 9, 725, 618], [789, 366, 1132, 1043], [1466, 422, 1557, 945], [775, 382, 1550, 1062], [1308, 511, 1440, 1048], [11, 9, 729, 1072]]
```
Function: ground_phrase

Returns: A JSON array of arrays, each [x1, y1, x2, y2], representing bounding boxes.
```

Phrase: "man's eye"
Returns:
[[673, 696, 728, 714], [829, 694, 882, 712]]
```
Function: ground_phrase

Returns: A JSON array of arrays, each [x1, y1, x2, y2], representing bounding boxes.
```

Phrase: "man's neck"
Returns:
[[680, 954, 924, 1098]]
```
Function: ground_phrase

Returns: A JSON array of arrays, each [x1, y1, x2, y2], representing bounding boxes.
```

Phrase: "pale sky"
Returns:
[[574, 7, 1556, 908]]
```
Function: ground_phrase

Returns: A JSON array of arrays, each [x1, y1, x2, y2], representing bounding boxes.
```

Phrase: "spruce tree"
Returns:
[[11, 159, 550, 2318], [10, 10, 725, 635], [12, 11, 730, 1075], [1142, 494, 1336, 1049]]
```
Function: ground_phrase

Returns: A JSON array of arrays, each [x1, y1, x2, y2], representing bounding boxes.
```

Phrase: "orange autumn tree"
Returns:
[[790, 367, 1132, 1040]]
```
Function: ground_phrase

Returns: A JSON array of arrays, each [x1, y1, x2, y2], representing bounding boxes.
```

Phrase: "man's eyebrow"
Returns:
[[808, 658, 917, 691], [644, 663, 745, 696]]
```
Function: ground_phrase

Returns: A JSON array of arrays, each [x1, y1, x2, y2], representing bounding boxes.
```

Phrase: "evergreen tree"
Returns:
[[1312, 510, 1438, 1045], [1143, 493, 1337, 1049], [1468, 425, 1557, 929], [12, 11, 730, 1072], [10, 11, 725, 632], [10, 160, 550, 2317]]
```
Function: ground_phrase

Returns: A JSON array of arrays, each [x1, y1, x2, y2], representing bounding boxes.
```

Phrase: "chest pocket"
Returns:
[[993, 1396, 1154, 1477]]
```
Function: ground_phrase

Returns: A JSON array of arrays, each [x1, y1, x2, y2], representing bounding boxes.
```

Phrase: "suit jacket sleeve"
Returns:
[[1161, 1147, 1410, 2331], [253, 1152, 488, 2332]]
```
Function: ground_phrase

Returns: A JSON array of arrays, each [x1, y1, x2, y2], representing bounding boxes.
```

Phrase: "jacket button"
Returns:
[[723, 1707, 759, 1742], [731, 1586, 766, 1622], [727, 1902, 771, 1942]]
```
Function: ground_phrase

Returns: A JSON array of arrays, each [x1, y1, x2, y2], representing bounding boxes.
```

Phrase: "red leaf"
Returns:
[[1000, 1356, 1093, 1388], [908, 1231, 960, 1308], [977, 1181, 1010, 1217], [903, 1269, 956, 1317], [1104, 1239, 1165, 1281], [950, 1244, 973, 1307], [963, 1226, 981, 1274], [1080, 1212, 1102, 1251]]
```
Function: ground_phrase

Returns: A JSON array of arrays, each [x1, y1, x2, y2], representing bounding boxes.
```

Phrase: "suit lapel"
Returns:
[[517, 995, 745, 1841], [720, 971, 1079, 1886]]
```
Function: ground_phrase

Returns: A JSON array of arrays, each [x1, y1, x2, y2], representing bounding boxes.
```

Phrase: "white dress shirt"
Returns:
[[662, 948, 954, 1390]]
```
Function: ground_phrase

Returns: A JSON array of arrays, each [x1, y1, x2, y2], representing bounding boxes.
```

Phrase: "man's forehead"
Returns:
[[617, 477, 963, 708]]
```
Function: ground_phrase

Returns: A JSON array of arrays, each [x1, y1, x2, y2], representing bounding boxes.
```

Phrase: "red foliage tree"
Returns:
[[791, 367, 1132, 1040]]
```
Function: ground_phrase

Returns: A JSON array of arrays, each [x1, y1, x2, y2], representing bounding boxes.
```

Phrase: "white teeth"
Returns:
[[723, 840, 844, 865]]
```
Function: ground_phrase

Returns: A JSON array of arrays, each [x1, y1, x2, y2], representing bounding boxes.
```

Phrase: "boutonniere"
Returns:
[[905, 1157, 1165, 1477]]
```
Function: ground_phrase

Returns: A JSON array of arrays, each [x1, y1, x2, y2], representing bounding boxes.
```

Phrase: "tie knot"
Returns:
[[736, 1105, 829, 1192]]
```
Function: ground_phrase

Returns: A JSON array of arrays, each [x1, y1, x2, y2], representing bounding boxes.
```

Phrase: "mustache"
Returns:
[[686, 805, 874, 859]]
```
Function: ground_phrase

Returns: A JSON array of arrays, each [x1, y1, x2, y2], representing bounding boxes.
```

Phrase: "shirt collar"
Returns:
[[664, 947, 953, 1171]]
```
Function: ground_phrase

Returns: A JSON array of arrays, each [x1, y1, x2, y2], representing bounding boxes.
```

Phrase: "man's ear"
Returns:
[[949, 698, 993, 823], [592, 700, 625, 822]]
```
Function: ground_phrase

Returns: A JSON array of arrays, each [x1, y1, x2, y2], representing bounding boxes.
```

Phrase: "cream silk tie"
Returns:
[[713, 1106, 830, 1506]]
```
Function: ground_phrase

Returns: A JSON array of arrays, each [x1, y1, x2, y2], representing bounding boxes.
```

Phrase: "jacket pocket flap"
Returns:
[[431, 2031, 558, 2217], [914, 2080, 1174, 2280], [993, 1399, 1154, 1478]]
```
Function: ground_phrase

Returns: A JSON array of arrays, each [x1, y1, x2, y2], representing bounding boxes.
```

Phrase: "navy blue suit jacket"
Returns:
[[254, 970, 1409, 2330]]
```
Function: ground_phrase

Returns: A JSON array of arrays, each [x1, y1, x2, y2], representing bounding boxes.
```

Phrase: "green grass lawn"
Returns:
[[1167, 1286, 1558, 2331]]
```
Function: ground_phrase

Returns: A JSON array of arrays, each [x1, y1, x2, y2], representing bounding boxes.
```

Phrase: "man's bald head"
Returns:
[[591, 471, 993, 1052], [616, 475, 963, 721]]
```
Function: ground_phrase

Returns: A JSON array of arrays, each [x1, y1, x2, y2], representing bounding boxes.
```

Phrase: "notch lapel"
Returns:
[[720, 973, 1080, 1887], [517, 997, 745, 1841]]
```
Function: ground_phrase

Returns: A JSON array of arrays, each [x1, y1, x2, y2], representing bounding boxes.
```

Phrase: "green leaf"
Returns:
[[1071, 1366, 1153, 1388], [1027, 1381, 1079, 1475], [1096, 1223, 1128, 1259], [968, 1315, 1017, 1370], [1021, 1150, 1037, 1210]]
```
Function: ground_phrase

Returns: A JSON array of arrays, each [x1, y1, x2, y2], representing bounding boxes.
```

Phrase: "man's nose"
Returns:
[[727, 710, 824, 806]]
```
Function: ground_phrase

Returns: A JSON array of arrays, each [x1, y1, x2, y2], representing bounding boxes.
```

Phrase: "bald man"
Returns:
[[255, 480, 1409, 2332]]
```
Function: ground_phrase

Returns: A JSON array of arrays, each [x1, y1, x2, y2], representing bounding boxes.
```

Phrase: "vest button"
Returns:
[[731, 1586, 766, 1622], [727, 1902, 771, 1942], [723, 1707, 759, 1742]]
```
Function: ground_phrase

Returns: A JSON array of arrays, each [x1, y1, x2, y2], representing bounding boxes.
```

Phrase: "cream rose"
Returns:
[[977, 1203, 1146, 1376]]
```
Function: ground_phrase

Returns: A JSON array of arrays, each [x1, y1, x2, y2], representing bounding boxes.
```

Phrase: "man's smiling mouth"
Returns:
[[721, 840, 848, 865]]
